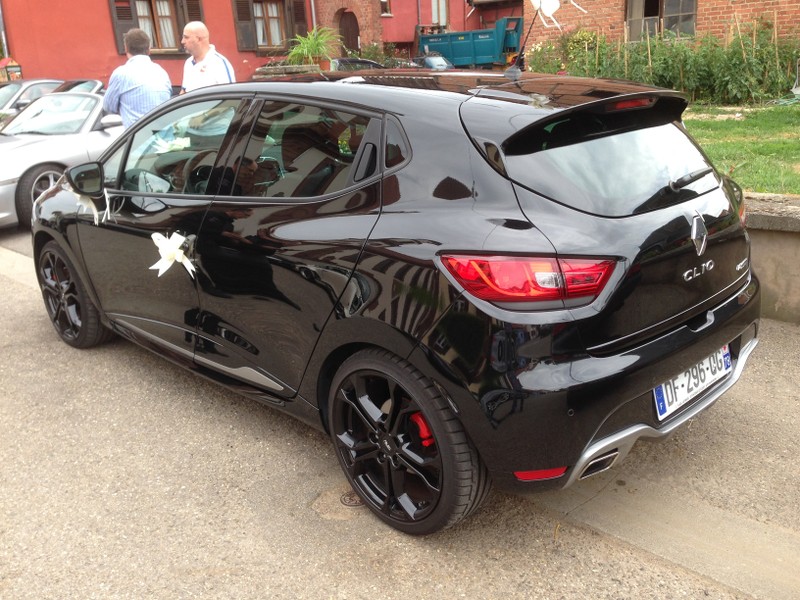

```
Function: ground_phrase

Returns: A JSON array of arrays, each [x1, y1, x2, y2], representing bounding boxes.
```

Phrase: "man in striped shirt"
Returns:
[[180, 21, 236, 93], [103, 29, 172, 128]]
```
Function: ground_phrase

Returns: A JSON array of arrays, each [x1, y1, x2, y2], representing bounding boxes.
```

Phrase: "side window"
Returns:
[[385, 118, 409, 169], [20, 83, 58, 102], [120, 99, 239, 195], [225, 101, 372, 198]]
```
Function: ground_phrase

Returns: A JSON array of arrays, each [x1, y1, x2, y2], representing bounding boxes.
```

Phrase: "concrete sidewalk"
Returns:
[[1, 234, 799, 599]]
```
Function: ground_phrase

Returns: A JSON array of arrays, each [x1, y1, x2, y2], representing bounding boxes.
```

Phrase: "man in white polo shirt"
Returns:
[[180, 21, 235, 93]]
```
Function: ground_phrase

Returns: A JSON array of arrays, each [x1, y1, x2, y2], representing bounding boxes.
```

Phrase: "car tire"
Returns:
[[16, 163, 63, 230], [37, 241, 114, 348], [328, 348, 491, 535]]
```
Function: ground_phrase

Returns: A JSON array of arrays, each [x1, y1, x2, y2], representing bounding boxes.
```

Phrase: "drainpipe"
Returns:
[[310, 0, 317, 29], [0, 0, 9, 58]]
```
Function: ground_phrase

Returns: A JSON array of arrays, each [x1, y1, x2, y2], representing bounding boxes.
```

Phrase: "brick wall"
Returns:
[[523, 0, 800, 43], [313, 1, 383, 53], [696, 0, 800, 41]]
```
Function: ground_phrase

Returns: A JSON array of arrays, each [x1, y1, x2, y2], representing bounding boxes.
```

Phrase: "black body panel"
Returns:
[[31, 70, 761, 504]]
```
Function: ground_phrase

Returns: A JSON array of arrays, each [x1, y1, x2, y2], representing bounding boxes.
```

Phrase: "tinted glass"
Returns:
[[506, 122, 716, 217], [385, 118, 409, 168], [227, 101, 371, 198]]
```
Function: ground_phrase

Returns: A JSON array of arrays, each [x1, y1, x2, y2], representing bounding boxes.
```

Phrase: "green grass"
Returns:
[[682, 104, 800, 195]]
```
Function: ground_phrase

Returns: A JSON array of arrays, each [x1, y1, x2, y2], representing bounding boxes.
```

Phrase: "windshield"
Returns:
[[426, 57, 453, 70], [505, 122, 717, 217], [2, 94, 98, 135], [0, 82, 22, 106]]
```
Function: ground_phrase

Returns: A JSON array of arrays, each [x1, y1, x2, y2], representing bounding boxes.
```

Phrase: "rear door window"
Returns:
[[224, 101, 374, 198]]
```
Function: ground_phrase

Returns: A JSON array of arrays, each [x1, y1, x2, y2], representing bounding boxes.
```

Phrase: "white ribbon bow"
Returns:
[[150, 232, 196, 278]]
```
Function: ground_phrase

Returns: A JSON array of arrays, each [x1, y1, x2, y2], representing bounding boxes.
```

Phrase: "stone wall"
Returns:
[[745, 193, 800, 324]]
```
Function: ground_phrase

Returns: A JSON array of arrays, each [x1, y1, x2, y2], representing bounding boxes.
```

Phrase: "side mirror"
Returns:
[[13, 99, 31, 110], [67, 162, 105, 198], [100, 114, 123, 129]]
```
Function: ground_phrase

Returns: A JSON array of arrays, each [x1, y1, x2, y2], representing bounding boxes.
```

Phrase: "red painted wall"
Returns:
[[4, 0, 796, 87], [2, 0, 261, 86]]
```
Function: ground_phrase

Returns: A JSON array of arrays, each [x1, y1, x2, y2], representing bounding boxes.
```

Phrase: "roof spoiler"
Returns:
[[502, 91, 688, 157]]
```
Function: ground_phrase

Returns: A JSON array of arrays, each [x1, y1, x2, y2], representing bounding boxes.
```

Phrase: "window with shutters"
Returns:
[[232, 0, 303, 54], [136, 1, 180, 49], [254, 1, 285, 47], [109, 0, 204, 54]]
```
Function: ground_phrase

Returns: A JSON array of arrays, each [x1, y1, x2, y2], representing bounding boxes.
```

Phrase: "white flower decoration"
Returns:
[[150, 232, 196, 278]]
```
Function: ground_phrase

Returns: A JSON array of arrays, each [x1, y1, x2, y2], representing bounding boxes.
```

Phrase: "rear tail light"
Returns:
[[441, 255, 615, 304], [738, 197, 747, 226], [605, 97, 656, 111]]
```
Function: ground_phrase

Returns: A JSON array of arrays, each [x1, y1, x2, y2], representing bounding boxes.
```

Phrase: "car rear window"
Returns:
[[504, 120, 717, 217]]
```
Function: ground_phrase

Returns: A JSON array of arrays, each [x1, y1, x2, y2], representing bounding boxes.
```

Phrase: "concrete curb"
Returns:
[[745, 192, 800, 233]]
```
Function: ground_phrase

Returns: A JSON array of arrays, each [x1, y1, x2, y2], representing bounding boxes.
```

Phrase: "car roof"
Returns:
[[209, 70, 671, 111], [334, 58, 383, 65], [179, 70, 685, 148], [52, 79, 104, 93]]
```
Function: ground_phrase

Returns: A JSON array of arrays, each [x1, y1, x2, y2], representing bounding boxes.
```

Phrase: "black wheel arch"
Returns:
[[301, 316, 419, 433], [33, 227, 106, 330]]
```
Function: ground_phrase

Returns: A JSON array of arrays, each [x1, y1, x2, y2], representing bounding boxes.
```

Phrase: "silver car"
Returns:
[[0, 91, 123, 229], [0, 78, 63, 125]]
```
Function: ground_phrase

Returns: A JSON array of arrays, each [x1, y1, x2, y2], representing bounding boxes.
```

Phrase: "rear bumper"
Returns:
[[413, 273, 761, 492], [562, 331, 758, 488]]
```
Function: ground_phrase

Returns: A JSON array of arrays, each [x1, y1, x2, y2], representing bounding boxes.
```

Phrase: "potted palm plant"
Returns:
[[285, 27, 342, 69]]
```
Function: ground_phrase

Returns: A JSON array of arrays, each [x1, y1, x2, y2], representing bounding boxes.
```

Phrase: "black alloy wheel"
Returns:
[[328, 349, 490, 535], [37, 241, 113, 348]]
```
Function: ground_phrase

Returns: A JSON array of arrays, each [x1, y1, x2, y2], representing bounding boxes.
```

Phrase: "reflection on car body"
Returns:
[[0, 91, 122, 229], [32, 70, 760, 536]]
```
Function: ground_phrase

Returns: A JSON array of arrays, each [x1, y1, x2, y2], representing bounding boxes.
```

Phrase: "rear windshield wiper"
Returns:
[[668, 167, 714, 192], [633, 166, 716, 214]]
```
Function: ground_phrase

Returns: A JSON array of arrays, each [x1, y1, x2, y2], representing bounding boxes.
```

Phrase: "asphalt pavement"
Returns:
[[1, 228, 799, 599]]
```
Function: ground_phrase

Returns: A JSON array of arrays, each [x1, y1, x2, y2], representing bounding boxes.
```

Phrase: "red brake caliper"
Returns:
[[410, 412, 435, 448]]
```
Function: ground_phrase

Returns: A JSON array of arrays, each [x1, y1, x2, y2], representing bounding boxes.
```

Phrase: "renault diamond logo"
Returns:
[[691, 213, 708, 257]]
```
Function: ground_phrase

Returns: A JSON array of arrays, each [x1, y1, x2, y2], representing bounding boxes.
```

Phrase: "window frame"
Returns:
[[134, 1, 180, 50], [109, 0, 204, 55], [253, 1, 286, 48], [626, 0, 696, 42], [232, 0, 306, 55]]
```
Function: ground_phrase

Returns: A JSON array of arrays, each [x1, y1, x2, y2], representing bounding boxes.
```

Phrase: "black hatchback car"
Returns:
[[32, 70, 760, 535]]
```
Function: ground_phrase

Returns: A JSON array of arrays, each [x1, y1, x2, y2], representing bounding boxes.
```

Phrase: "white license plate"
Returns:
[[653, 345, 732, 421]]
